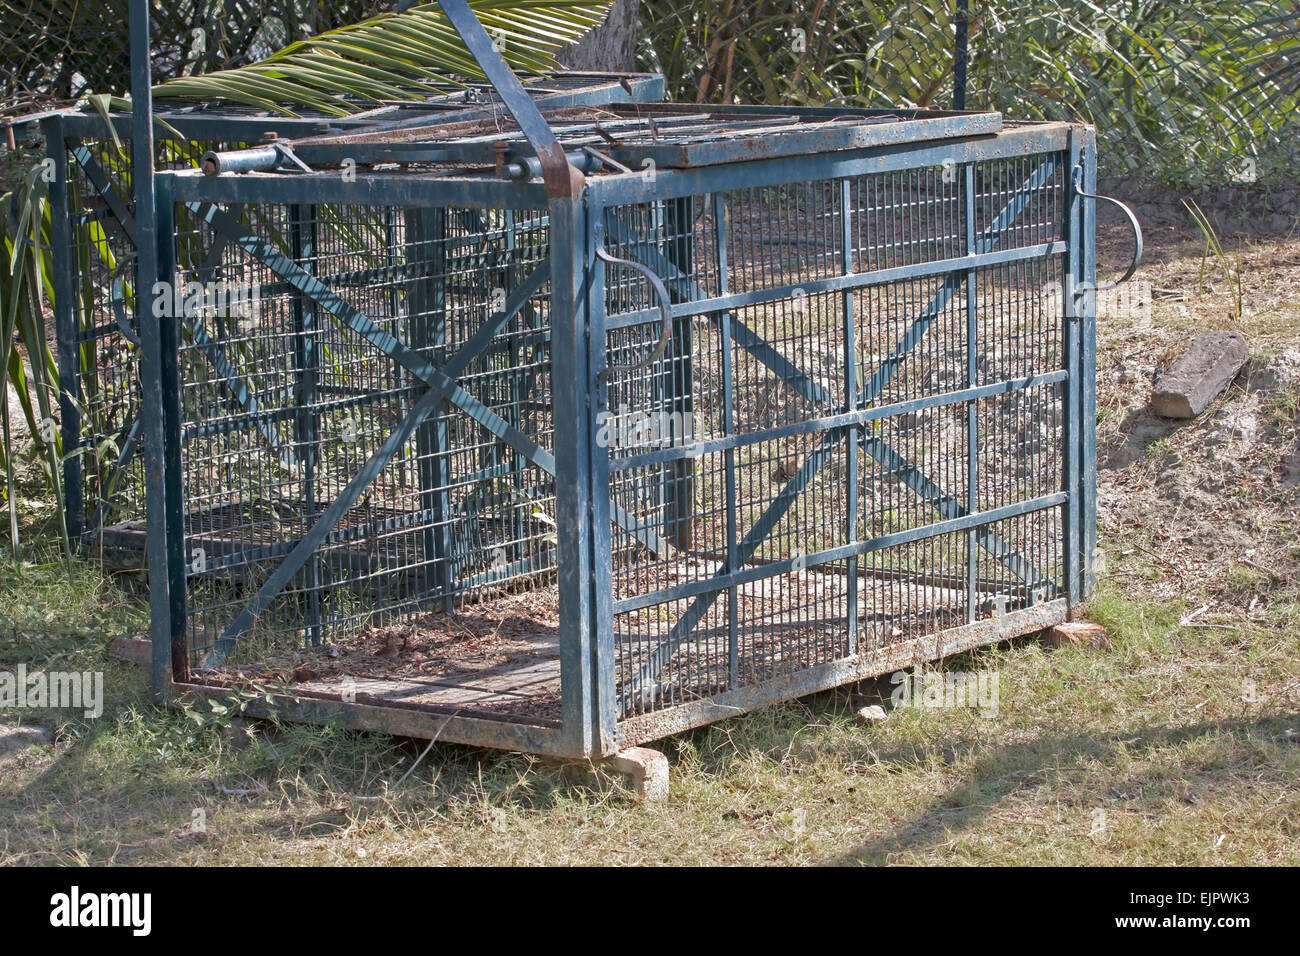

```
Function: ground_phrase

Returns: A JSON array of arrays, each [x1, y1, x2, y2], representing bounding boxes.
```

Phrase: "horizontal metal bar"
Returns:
[[163, 168, 547, 209], [168, 681, 573, 754], [616, 599, 1069, 750], [605, 241, 1068, 330], [181, 387, 399, 442], [587, 124, 1073, 207], [612, 492, 1067, 615], [609, 370, 1068, 471], [20, 73, 665, 144]]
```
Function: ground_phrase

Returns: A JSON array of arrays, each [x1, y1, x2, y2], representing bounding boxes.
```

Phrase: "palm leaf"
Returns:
[[152, 2, 616, 115]]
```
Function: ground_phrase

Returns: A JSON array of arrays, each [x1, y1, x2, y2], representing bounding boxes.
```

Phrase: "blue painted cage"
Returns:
[[140, 101, 1112, 759]]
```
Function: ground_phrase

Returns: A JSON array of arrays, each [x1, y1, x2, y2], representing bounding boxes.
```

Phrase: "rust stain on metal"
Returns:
[[539, 141, 584, 199]]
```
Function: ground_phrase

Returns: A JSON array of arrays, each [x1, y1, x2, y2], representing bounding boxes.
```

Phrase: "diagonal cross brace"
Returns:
[[604, 179, 1048, 581], [616, 157, 1060, 707], [195, 213, 664, 664]]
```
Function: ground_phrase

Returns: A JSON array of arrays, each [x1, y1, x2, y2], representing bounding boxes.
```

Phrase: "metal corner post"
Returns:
[[551, 191, 598, 757], [1063, 127, 1086, 608], [1079, 129, 1099, 600], [130, 0, 173, 700], [586, 190, 618, 755]]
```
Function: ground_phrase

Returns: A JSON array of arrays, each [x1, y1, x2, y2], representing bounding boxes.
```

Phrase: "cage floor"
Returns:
[[193, 559, 1024, 726]]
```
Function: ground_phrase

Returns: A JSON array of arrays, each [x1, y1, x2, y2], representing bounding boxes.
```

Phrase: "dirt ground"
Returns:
[[1093, 214, 1299, 613]]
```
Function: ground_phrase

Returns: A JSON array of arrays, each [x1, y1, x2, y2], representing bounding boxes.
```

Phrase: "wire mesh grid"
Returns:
[[64, 135, 231, 546], [602, 151, 1069, 717], [171, 199, 557, 667]]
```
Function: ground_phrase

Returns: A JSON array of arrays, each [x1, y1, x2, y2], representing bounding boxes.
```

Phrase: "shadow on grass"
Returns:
[[5, 663, 614, 860], [822, 709, 1299, 865]]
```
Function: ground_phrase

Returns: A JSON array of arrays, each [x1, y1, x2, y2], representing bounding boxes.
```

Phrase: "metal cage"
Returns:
[[143, 101, 1108, 759], [21, 1, 1129, 761]]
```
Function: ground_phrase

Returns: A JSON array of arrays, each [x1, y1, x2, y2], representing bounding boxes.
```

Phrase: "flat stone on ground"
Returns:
[[610, 747, 669, 803], [0, 725, 52, 762], [1047, 621, 1111, 650], [857, 704, 889, 725], [1151, 330, 1249, 419]]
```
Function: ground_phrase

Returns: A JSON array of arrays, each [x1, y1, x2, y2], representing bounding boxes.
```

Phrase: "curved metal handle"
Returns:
[[595, 245, 674, 378], [1072, 164, 1143, 292], [110, 257, 143, 347]]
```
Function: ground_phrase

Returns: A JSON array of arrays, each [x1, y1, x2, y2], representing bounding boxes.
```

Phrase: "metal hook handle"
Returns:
[[1072, 164, 1143, 292], [595, 245, 675, 378]]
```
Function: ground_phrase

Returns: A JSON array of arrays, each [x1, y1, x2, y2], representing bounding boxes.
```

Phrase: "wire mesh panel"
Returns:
[[167, 195, 558, 681], [597, 145, 1074, 721], [56, 132, 228, 546]]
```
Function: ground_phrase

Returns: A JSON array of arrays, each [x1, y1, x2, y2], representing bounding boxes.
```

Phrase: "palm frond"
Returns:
[[152, 1, 616, 115]]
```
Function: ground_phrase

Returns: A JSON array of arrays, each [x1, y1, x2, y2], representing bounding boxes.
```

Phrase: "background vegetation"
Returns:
[[638, 1, 1300, 188]]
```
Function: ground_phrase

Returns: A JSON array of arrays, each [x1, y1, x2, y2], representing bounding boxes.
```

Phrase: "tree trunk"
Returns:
[[555, 0, 640, 72]]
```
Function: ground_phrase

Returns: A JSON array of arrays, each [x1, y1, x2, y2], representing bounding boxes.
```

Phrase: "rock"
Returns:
[[0, 725, 52, 764], [610, 747, 669, 803], [1151, 330, 1249, 419], [1047, 621, 1111, 650], [108, 634, 152, 666], [857, 704, 888, 725]]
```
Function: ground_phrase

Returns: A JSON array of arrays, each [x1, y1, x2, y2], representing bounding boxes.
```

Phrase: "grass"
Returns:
[[1, 225, 1298, 866], [1, 553, 1297, 865]]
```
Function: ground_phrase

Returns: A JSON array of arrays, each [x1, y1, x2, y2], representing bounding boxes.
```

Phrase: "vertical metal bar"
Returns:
[[504, 209, 527, 559], [131, 0, 175, 700], [156, 178, 187, 682], [1080, 130, 1099, 601], [964, 163, 979, 622], [552, 193, 597, 757], [714, 191, 739, 689], [587, 197, 617, 753], [840, 179, 858, 655], [289, 204, 321, 644], [45, 117, 84, 550], [663, 196, 695, 550], [954, 0, 970, 110], [407, 208, 453, 608], [1063, 133, 1085, 607]]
